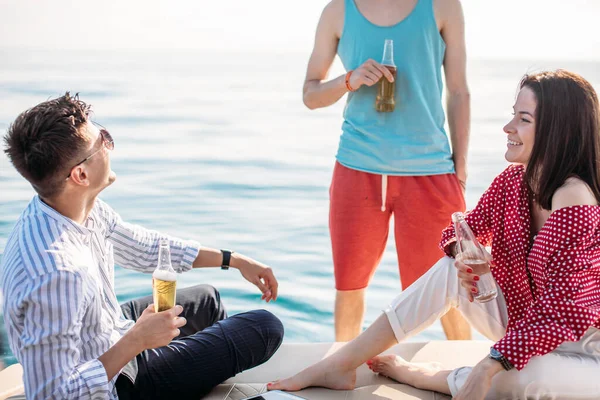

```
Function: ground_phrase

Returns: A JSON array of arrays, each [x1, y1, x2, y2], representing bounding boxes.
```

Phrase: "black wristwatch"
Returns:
[[220, 249, 233, 270], [489, 347, 514, 371]]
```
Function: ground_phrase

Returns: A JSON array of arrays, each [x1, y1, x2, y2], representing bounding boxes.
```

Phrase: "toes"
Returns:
[[268, 378, 302, 392], [367, 359, 377, 372]]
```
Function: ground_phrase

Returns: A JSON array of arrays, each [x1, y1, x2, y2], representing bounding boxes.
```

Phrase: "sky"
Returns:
[[0, 0, 599, 60]]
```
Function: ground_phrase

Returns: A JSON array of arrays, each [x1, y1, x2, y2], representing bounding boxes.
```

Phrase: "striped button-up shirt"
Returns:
[[0, 196, 200, 399]]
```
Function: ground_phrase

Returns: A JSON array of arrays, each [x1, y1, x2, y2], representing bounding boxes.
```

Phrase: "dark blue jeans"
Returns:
[[116, 284, 284, 400]]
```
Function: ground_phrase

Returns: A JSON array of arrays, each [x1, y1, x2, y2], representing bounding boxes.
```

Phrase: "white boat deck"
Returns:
[[0, 340, 492, 400]]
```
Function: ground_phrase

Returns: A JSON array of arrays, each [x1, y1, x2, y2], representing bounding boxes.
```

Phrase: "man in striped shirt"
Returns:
[[1, 93, 284, 399]]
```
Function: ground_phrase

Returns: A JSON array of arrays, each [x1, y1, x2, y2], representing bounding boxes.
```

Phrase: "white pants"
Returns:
[[384, 256, 600, 399]]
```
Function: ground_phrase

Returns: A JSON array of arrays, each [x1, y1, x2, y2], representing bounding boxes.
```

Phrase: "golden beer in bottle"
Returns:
[[152, 239, 177, 312], [375, 39, 397, 113]]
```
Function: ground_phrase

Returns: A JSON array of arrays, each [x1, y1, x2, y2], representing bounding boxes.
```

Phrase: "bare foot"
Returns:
[[267, 361, 356, 392], [368, 354, 443, 387]]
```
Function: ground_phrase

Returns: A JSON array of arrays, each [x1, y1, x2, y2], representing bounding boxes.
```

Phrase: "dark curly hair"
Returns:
[[4, 92, 92, 198]]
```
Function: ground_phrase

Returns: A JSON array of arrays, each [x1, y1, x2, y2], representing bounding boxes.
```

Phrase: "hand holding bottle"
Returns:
[[454, 248, 493, 302], [127, 304, 187, 351], [348, 59, 395, 90], [452, 212, 498, 303]]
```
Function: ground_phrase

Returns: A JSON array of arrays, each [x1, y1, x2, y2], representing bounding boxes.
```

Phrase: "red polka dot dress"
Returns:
[[440, 165, 600, 370]]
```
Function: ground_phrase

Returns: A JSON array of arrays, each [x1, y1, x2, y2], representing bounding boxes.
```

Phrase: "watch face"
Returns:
[[490, 347, 501, 358], [489, 348, 514, 370]]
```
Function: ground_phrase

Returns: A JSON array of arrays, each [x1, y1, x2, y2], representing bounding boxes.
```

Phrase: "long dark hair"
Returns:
[[522, 70, 600, 210]]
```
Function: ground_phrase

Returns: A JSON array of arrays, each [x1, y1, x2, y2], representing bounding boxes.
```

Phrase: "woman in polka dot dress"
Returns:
[[269, 71, 600, 399]]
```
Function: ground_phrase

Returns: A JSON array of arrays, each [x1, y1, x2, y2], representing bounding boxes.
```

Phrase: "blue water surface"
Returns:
[[1, 48, 598, 367]]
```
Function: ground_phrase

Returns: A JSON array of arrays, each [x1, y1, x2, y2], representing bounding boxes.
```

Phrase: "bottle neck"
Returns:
[[381, 53, 394, 66], [157, 246, 173, 271], [381, 41, 395, 66]]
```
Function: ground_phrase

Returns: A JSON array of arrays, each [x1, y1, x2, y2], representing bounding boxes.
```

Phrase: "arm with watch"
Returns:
[[441, 189, 510, 399], [192, 247, 278, 302], [452, 349, 511, 400], [451, 242, 513, 400]]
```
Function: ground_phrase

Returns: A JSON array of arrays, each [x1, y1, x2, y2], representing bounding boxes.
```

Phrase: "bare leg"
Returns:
[[335, 289, 365, 341], [369, 355, 452, 395], [268, 314, 397, 391], [440, 307, 472, 340], [269, 257, 505, 392]]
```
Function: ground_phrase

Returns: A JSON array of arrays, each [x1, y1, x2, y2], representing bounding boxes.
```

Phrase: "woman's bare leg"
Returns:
[[368, 354, 452, 395], [269, 257, 507, 392], [269, 257, 459, 391], [268, 314, 397, 391]]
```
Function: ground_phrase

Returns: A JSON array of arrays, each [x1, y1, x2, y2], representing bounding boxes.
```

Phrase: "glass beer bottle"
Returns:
[[375, 39, 397, 113], [452, 212, 498, 303], [152, 239, 177, 312]]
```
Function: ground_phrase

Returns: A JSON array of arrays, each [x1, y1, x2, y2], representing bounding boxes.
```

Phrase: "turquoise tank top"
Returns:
[[336, 0, 454, 175]]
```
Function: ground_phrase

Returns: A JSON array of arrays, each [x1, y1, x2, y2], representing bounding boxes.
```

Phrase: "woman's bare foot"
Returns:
[[367, 354, 443, 388], [267, 360, 356, 392]]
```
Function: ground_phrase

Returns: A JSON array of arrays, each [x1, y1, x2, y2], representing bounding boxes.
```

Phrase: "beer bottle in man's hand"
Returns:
[[375, 39, 397, 113], [152, 239, 178, 312]]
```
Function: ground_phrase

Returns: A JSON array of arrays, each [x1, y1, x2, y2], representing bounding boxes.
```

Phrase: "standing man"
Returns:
[[1, 93, 284, 399], [304, 0, 471, 341]]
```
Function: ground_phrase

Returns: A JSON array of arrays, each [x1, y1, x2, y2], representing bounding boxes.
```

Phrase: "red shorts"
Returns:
[[330, 162, 466, 290]]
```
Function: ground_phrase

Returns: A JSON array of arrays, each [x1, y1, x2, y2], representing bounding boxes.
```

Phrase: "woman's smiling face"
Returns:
[[504, 86, 537, 166]]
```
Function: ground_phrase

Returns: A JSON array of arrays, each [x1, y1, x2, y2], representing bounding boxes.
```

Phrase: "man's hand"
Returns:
[[98, 304, 185, 381], [454, 357, 503, 400], [232, 254, 279, 303], [127, 304, 187, 351], [191, 248, 279, 302], [348, 59, 395, 90]]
